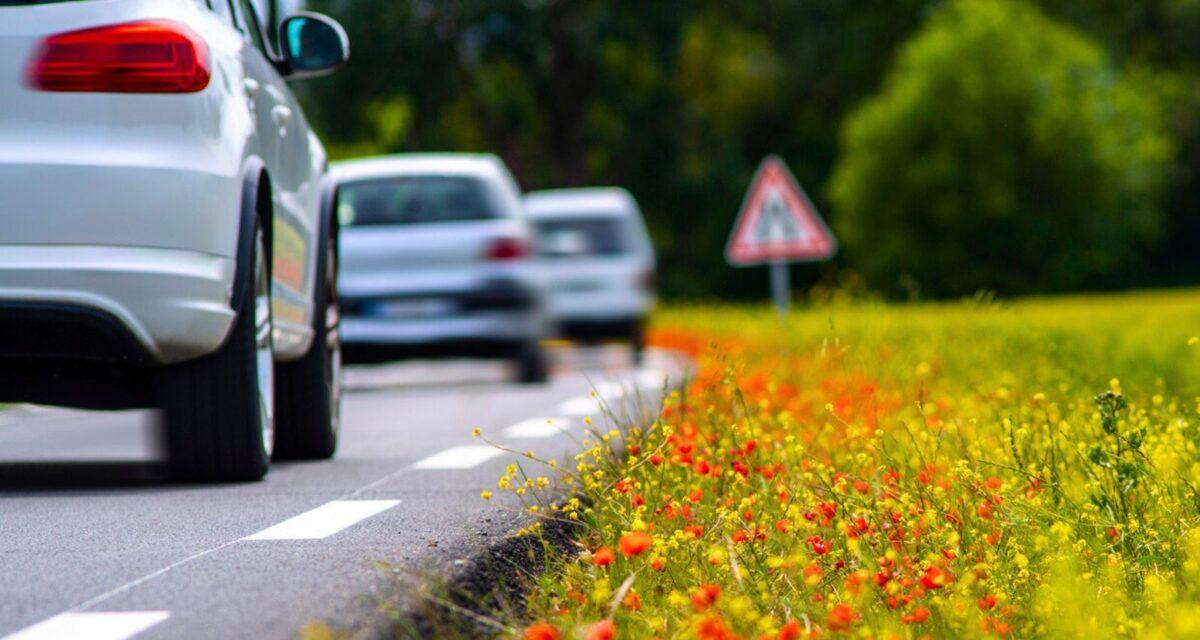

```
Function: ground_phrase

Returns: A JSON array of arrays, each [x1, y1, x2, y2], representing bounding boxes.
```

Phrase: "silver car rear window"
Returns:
[[338, 176, 504, 226], [535, 217, 628, 257]]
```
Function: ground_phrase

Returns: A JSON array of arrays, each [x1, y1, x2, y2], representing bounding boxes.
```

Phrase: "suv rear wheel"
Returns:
[[162, 220, 274, 482], [274, 236, 341, 460]]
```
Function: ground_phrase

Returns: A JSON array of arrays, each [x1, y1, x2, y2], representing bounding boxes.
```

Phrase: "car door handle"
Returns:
[[271, 105, 292, 126], [243, 78, 260, 98]]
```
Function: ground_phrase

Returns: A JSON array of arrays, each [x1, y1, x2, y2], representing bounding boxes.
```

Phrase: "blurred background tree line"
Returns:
[[300, 0, 1200, 300]]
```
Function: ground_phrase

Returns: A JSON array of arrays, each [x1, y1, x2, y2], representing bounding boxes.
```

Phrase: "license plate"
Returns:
[[555, 279, 605, 292], [372, 299, 455, 318]]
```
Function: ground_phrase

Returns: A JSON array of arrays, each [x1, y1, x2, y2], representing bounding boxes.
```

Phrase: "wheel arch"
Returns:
[[232, 159, 274, 313], [317, 176, 340, 284]]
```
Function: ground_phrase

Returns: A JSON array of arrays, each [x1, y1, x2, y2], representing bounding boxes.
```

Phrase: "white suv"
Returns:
[[0, 0, 349, 481]]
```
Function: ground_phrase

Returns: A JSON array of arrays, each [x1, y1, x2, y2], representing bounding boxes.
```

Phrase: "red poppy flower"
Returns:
[[585, 619, 615, 640], [691, 584, 721, 611], [901, 607, 931, 624], [524, 622, 560, 640], [592, 547, 615, 567], [826, 603, 858, 631], [919, 566, 952, 590], [618, 531, 652, 557]]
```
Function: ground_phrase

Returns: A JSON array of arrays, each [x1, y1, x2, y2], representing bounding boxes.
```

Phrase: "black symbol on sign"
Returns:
[[755, 190, 807, 244]]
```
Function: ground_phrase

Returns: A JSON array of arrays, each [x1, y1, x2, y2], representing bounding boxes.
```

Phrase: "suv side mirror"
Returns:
[[279, 13, 349, 79]]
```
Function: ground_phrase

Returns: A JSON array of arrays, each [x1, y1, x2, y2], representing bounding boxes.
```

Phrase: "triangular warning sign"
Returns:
[[725, 156, 837, 265]]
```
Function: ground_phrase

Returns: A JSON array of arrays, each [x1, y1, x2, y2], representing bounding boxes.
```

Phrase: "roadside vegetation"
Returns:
[[480, 288, 1200, 639], [307, 0, 1200, 301]]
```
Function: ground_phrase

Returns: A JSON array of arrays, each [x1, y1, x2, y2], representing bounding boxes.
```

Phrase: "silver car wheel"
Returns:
[[254, 229, 275, 458], [325, 247, 342, 436]]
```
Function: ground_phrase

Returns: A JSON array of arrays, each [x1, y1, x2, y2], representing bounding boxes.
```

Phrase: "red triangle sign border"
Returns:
[[725, 155, 838, 266]]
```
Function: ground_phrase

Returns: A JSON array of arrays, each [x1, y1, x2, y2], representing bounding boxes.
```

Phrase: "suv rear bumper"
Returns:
[[0, 245, 236, 364], [0, 302, 154, 364]]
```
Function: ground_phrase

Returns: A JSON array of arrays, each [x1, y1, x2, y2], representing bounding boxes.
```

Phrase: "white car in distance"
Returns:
[[523, 188, 657, 362], [0, 0, 349, 481], [334, 154, 552, 383]]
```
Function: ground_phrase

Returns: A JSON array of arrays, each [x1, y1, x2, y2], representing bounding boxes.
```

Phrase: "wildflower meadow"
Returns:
[[479, 289, 1200, 639]]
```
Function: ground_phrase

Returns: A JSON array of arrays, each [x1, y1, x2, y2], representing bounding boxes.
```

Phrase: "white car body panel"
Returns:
[[524, 188, 657, 324], [0, 0, 326, 363]]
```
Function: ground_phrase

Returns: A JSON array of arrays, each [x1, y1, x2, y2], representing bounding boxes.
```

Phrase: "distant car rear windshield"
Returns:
[[338, 176, 503, 226], [535, 217, 628, 257]]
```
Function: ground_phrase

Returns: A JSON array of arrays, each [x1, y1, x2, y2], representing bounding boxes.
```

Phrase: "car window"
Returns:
[[534, 217, 629, 257], [257, 0, 281, 54], [232, 0, 271, 56], [338, 176, 505, 227]]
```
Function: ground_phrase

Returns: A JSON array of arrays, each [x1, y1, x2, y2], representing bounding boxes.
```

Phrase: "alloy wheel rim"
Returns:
[[254, 231, 275, 458], [326, 296, 342, 435]]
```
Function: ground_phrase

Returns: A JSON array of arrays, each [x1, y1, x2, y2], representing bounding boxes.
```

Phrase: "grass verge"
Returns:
[[477, 288, 1200, 639]]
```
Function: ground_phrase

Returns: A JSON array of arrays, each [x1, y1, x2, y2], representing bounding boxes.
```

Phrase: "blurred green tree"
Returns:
[[300, 0, 933, 299], [300, 0, 1197, 300], [830, 0, 1173, 298]]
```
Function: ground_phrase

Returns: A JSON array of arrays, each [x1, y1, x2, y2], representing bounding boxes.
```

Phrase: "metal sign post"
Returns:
[[770, 259, 790, 315], [725, 156, 837, 314]]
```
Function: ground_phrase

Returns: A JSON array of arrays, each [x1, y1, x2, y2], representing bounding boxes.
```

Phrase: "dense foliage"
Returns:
[[830, 0, 1172, 298], [479, 289, 1200, 638], [301, 0, 1200, 299]]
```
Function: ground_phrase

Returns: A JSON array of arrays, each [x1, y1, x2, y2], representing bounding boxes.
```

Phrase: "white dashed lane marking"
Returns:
[[2, 611, 170, 640], [556, 395, 602, 416], [243, 500, 400, 541], [591, 381, 628, 398], [419, 369, 674, 465], [637, 369, 669, 390], [413, 445, 504, 470], [502, 417, 573, 439], [555, 373, 666, 416]]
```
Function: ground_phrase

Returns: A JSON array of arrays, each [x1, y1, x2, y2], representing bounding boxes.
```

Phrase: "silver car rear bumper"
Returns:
[[342, 310, 543, 345], [0, 245, 236, 364]]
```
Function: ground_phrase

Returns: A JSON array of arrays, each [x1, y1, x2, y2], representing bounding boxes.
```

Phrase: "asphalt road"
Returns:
[[0, 346, 686, 640]]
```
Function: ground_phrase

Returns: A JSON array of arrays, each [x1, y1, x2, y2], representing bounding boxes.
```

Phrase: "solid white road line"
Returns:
[[413, 445, 504, 470], [243, 500, 400, 541], [503, 418, 573, 439], [2, 611, 169, 640]]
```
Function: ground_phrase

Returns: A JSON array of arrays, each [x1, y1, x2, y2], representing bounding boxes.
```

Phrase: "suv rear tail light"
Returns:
[[26, 20, 210, 93], [485, 237, 529, 261]]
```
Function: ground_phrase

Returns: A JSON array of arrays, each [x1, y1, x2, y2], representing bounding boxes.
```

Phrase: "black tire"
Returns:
[[274, 236, 341, 460], [514, 340, 549, 384], [162, 220, 273, 482], [630, 320, 646, 365]]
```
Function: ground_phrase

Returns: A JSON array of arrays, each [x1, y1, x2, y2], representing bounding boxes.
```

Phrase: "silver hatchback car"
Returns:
[[524, 188, 657, 363], [333, 154, 551, 382]]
